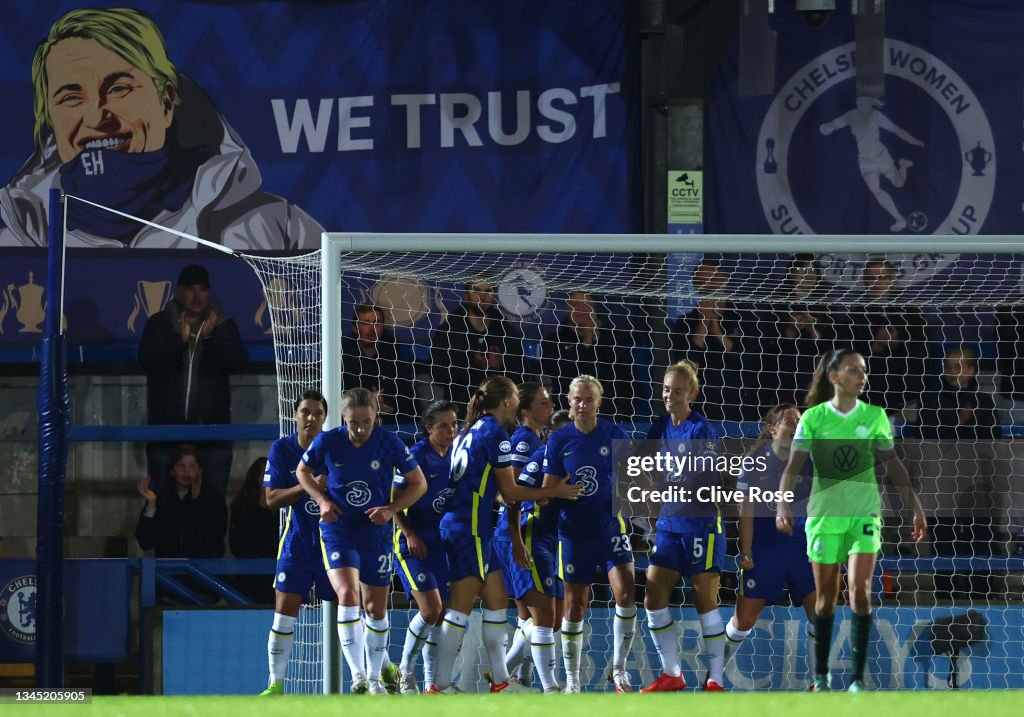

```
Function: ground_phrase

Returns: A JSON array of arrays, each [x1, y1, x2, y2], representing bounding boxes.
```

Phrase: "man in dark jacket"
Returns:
[[139, 264, 249, 495], [431, 277, 524, 409], [340, 303, 416, 424]]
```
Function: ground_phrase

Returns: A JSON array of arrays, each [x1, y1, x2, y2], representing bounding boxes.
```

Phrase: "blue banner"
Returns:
[[706, 0, 1021, 285], [159, 605, 1024, 693], [0, 1, 634, 349], [0, 1, 634, 252]]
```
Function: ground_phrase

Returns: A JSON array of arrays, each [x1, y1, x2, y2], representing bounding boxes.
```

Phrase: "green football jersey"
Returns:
[[792, 400, 893, 532]]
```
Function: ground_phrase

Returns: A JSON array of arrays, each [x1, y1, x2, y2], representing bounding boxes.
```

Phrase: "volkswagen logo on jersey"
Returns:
[[346, 481, 373, 507], [303, 498, 321, 516], [833, 445, 859, 472], [575, 466, 599, 496]]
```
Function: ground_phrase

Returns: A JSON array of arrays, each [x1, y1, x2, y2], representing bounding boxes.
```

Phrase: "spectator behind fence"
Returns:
[[542, 291, 633, 421], [340, 303, 416, 423], [913, 347, 1003, 590], [431, 277, 524, 409], [139, 263, 249, 496], [850, 259, 928, 413], [228, 456, 277, 603], [229, 456, 278, 559], [669, 260, 762, 422], [995, 296, 1024, 421], [764, 255, 851, 408], [135, 443, 227, 558]]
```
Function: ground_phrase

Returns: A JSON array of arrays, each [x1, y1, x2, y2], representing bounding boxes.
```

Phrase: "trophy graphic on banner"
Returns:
[[763, 138, 778, 174], [127, 280, 172, 333], [964, 141, 992, 177], [3, 272, 46, 334], [254, 278, 300, 336]]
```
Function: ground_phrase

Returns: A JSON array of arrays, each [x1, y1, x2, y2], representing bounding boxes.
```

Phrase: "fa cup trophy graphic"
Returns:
[[2, 272, 46, 334]]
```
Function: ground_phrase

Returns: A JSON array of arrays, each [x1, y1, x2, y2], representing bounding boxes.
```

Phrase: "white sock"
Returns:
[[423, 624, 439, 687], [723, 617, 752, 668], [646, 607, 681, 677], [699, 609, 726, 685], [364, 614, 390, 679], [337, 605, 366, 680], [506, 617, 533, 673], [805, 622, 816, 681], [561, 618, 584, 685], [530, 625, 557, 691], [434, 609, 469, 689], [612, 604, 637, 673], [400, 612, 430, 673], [482, 609, 510, 684], [268, 613, 296, 684]]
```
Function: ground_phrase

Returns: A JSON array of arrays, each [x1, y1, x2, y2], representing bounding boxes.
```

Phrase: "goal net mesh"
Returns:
[[242, 240, 1024, 692]]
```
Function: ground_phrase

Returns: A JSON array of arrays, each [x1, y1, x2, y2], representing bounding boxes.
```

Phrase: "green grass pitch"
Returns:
[[29, 692, 1024, 716]]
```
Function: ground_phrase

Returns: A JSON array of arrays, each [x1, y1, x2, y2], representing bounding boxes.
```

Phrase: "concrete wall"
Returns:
[[0, 371, 278, 559]]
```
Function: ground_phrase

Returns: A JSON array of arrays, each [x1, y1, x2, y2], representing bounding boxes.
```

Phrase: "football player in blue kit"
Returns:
[[260, 390, 330, 696], [505, 408, 572, 693], [393, 400, 459, 694], [493, 382, 554, 689], [641, 361, 728, 693], [543, 375, 637, 694], [727, 404, 816, 688], [428, 376, 583, 694], [297, 387, 427, 695]]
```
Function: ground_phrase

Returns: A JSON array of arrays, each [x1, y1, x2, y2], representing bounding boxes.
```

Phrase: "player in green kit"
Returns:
[[776, 349, 926, 693]]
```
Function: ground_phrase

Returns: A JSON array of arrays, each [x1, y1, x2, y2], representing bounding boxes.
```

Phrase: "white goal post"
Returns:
[[239, 232, 1024, 693]]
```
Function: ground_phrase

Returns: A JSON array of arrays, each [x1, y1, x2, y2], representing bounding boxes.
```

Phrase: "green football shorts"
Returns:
[[805, 516, 882, 564]]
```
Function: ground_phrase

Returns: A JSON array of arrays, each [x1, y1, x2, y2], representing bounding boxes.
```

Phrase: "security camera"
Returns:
[[795, 0, 836, 27]]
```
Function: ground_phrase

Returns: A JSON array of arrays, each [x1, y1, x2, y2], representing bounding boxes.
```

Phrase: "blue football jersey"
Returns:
[[264, 433, 322, 558], [301, 426, 418, 528], [440, 415, 513, 537], [544, 419, 628, 538], [519, 446, 558, 536], [736, 442, 813, 545], [495, 425, 545, 540], [402, 438, 453, 537], [647, 411, 722, 530]]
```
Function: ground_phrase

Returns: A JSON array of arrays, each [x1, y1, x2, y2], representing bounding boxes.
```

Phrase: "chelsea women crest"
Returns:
[[0, 575, 37, 644], [756, 40, 994, 288]]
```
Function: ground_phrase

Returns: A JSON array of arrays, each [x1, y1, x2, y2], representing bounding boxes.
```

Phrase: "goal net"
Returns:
[[242, 233, 1024, 692]]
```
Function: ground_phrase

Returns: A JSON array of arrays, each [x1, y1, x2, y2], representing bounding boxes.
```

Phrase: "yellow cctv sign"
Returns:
[[667, 170, 703, 224]]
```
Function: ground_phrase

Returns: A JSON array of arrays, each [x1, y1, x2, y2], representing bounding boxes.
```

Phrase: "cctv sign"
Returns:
[[668, 170, 703, 224]]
